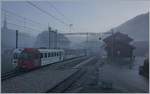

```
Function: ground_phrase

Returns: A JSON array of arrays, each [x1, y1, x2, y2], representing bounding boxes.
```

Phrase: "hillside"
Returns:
[[114, 13, 149, 41], [106, 13, 149, 56]]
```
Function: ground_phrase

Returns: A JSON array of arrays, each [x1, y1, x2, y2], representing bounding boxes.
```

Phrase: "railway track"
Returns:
[[1, 56, 87, 81], [47, 56, 97, 93], [2, 56, 95, 93], [55, 57, 88, 69], [1, 70, 22, 81], [47, 69, 86, 93]]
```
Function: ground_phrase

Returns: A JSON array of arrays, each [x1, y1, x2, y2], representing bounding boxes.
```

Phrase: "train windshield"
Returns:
[[19, 51, 40, 60], [19, 52, 32, 60], [14, 53, 20, 59]]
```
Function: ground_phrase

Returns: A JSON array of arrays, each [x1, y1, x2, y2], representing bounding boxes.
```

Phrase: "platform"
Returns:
[[2, 68, 79, 93]]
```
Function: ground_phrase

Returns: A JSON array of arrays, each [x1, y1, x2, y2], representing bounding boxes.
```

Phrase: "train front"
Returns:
[[17, 48, 41, 70]]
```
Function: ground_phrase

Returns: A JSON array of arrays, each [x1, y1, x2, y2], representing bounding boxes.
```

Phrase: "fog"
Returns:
[[1, 1, 149, 93]]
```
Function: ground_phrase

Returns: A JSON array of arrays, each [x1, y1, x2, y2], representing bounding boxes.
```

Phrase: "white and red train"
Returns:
[[12, 48, 85, 70], [12, 48, 64, 70]]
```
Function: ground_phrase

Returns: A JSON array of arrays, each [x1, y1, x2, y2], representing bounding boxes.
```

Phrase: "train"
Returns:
[[12, 48, 85, 70], [13, 48, 64, 70], [12, 48, 24, 68]]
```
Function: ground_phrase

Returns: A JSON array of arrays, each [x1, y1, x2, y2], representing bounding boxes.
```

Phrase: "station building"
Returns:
[[103, 32, 135, 58]]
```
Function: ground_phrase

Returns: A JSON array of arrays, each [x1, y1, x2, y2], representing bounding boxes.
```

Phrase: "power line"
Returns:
[[2, 8, 45, 27], [48, 2, 71, 23], [1, 13, 22, 23], [7, 21, 41, 32], [48, 2, 74, 32], [26, 1, 69, 26]]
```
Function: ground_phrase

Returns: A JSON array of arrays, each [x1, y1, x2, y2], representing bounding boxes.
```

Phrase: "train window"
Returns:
[[53, 52, 56, 57], [45, 53, 47, 58], [59, 52, 61, 56], [54, 52, 56, 57], [51, 52, 53, 57], [52, 52, 55, 57], [48, 53, 50, 57], [58, 52, 60, 56], [49, 53, 52, 57], [14, 54, 17, 59], [14, 53, 21, 59], [40, 53, 43, 58], [19, 52, 30, 60], [53, 52, 55, 57], [50, 53, 52, 57], [55, 52, 57, 56]]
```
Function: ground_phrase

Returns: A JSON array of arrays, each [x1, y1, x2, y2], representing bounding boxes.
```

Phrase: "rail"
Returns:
[[1, 55, 86, 81]]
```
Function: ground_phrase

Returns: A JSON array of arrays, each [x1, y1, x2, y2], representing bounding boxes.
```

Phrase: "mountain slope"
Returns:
[[114, 12, 149, 41], [106, 13, 149, 56]]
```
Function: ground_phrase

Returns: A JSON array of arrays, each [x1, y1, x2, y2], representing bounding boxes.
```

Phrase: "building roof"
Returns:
[[105, 41, 135, 49], [103, 32, 133, 43]]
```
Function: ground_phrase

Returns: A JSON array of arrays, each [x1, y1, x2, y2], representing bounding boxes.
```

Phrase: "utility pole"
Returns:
[[55, 29, 58, 49], [16, 30, 18, 49], [48, 26, 51, 49]]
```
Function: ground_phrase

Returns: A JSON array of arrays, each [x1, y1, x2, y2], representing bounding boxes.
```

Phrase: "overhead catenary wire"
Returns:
[[1, 13, 23, 23], [26, 1, 69, 26], [1, 9, 65, 34], [1, 8, 45, 27], [2, 8, 46, 34], [7, 21, 41, 32], [2, 2, 76, 33], [48, 2, 71, 23], [48, 2, 74, 32]]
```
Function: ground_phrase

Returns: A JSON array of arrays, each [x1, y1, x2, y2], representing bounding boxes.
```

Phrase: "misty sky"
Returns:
[[1, 0, 150, 36]]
